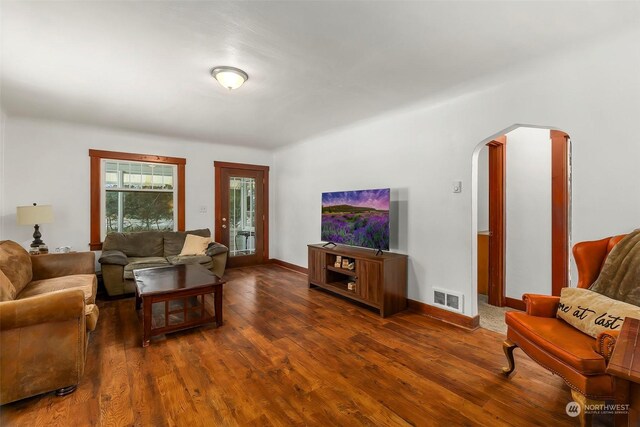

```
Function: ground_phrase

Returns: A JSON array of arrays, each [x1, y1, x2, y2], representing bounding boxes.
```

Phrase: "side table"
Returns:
[[607, 317, 640, 426]]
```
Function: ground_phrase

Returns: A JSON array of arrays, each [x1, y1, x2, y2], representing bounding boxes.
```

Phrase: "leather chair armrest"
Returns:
[[595, 330, 620, 363], [206, 242, 228, 257], [31, 252, 96, 281], [523, 294, 561, 317], [0, 289, 85, 330], [99, 250, 128, 266]]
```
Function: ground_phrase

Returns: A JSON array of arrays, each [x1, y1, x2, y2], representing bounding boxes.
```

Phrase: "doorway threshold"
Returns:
[[478, 294, 519, 334]]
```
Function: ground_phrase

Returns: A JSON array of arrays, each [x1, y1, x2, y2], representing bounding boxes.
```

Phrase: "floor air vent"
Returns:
[[433, 288, 464, 313]]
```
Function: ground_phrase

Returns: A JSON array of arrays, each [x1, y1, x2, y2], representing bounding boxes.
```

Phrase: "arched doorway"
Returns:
[[471, 125, 571, 331]]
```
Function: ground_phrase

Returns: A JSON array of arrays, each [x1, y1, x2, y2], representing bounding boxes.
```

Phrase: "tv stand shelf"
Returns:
[[326, 265, 357, 277], [308, 244, 408, 317]]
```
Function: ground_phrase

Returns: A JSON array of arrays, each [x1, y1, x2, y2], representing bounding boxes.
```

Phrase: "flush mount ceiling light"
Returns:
[[211, 66, 248, 90]]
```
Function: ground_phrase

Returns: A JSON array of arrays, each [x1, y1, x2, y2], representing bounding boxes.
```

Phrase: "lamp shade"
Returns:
[[16, 205, 54, 225]]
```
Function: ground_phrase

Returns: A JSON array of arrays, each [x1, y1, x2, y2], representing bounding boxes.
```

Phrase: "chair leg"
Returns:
[[502, 339, 517, 376], [55, 385, 77, 397]]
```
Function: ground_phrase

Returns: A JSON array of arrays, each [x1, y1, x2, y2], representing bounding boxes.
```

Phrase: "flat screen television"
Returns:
[[321, 188, 390, 251]]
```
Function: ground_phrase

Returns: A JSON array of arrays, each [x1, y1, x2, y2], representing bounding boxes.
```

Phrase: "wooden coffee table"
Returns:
[[133, 263, 224, 347]]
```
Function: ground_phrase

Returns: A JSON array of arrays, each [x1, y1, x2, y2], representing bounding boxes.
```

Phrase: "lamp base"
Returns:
[[30, 224, 44, 248]]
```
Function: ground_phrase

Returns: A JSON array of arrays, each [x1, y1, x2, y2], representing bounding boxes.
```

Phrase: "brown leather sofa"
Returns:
[[99, 228, 228, 296], [503, 234, 627, 426], [0, 240, 99, 404]]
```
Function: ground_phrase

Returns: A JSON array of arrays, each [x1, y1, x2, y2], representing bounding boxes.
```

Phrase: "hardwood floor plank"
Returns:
[[1, 265, 581, 426]]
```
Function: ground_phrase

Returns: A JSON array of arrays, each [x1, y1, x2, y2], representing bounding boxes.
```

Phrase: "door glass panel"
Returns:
[[229, 177, 256, 257]]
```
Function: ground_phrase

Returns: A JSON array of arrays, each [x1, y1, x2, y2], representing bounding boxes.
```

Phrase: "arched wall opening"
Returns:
[[470, 124, 572, 319]]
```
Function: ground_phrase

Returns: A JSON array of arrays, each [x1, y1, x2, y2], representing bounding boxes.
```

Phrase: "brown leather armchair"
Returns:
[[503, 234, 628, 426], [0, 241, 99, 404]]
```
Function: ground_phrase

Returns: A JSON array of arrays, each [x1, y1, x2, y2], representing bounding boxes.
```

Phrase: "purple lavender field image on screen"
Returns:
[[321, 188, 390, 250]]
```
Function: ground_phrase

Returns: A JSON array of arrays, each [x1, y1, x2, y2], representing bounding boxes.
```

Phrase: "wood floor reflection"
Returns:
[[1, 264, 575, 426]]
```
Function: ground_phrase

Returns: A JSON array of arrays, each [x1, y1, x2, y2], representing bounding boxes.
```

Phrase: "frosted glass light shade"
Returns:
[[211, 66, 248, 90], [16, 204, 54, 225]]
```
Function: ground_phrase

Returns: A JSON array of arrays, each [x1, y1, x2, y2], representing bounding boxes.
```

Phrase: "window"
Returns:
[[104, 160, 176, 233], [90, 150, 185, 250]]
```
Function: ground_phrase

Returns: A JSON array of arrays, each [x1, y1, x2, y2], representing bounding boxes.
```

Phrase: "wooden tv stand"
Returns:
[[307, 244, 408, 317]]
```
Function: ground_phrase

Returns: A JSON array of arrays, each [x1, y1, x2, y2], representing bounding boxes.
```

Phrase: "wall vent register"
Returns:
[[433, 287, 464, 313]]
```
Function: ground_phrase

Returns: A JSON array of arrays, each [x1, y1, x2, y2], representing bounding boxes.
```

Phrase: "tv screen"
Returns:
[[321, 188, 390, 250]]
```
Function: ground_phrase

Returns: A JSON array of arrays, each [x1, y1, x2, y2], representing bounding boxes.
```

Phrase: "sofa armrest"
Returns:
[[523, 294, 561, 318], [31, 252, 96, 281], [0, 289, 86, 405], [99, 250, 128, 266], [0, 288, 85, 330], [595, 330, 619, 363], [206, 242, 228, 257]]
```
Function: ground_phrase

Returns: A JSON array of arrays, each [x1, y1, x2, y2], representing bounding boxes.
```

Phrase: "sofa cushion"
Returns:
[[17, 274, 97, 305], [167, 255, 213, 269], [0, 241, 33, 295], [179, 234, 211, 256], [163, 229, 211, 257], [0, 268, 17, 301], [103, 231, 164, 257], [557, 287, 640, 338], [505, 311, 606, 374], [123, 257, 170, 280]]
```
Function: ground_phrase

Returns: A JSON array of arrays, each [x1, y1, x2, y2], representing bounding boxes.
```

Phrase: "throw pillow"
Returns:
[[557, 287, 640, 338], [179, 234, 211, 256]]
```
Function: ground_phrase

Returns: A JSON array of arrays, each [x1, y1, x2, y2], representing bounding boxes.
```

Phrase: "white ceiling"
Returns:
[[1, 1, 638, 148]]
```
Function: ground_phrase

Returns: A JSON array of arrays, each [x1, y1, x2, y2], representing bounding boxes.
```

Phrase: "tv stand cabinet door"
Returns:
[[356, 260, 381, 305], [308, 247, 326, 285]]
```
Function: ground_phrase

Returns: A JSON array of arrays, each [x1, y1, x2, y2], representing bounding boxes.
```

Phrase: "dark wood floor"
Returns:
[[1, 264, 578, 426]]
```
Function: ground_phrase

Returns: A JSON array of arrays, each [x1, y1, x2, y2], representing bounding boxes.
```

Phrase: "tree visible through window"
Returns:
[[104, 161, 176, 233]]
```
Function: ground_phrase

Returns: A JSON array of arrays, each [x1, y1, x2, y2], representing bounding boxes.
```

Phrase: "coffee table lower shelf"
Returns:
[[133, 264, 224, 347], [136, 288, 222, 347]]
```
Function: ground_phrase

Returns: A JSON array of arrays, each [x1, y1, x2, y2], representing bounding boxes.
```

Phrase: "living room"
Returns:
[[1, 1, 639, 426]]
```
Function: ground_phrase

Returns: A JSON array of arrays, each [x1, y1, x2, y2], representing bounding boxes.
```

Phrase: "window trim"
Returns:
[[89, 149, 186, 250]]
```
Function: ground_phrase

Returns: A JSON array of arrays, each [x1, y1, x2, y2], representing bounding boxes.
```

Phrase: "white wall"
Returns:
[[477, 147, 488, 232], [0, 110, 5, 238], [0, 117, 274, 254], [505, 127, 551, 299], [273, 28, 640, 317]]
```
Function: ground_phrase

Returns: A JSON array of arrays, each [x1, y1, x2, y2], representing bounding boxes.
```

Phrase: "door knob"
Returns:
[[222, 218, 227, 222], [222, 225, 227, 229]]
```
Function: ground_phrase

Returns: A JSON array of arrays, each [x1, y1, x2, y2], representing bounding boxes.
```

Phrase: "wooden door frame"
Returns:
[[487, 136, 506, 307], [486, 130, 570, 310], [214, 161, 270, 266], [550, 130, 570, 296]]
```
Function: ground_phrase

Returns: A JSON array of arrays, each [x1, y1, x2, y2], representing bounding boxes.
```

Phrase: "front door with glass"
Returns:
[[215, 163, 268, 268]]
